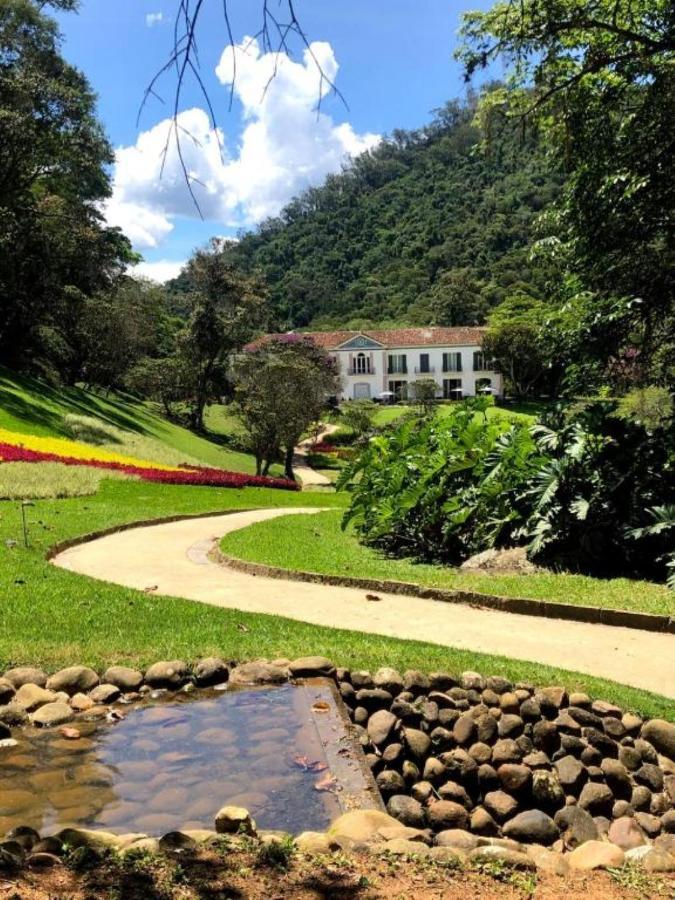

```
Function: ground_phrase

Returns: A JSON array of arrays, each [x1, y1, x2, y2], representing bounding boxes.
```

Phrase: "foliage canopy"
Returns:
[[169, 89, 561, 330], [340, 398, 675, 585]]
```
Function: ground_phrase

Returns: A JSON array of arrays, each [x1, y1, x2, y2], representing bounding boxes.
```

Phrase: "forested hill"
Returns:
[[199, 92, 562, 329]]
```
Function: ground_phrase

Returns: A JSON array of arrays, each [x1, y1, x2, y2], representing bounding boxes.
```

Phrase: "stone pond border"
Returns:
[[1, 655, 674, 879], [216, 551, 675, 635], [44, 507, 674, 634]]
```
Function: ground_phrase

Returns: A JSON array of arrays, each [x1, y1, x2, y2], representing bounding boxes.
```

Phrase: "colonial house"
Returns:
[[247, 327, 503, 401]]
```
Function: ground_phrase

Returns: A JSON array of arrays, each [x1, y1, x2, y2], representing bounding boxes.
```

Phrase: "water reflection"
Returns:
[[0, 683, 341, 836]]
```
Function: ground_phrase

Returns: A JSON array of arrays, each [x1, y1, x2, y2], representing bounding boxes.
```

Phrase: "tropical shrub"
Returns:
[[340, 397, 675, 585], [522, 400, 674, 581], [339, 398, 542, 561]]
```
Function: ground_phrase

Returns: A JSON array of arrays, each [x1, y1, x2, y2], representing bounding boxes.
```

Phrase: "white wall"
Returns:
[[332, 345, 502, 400]]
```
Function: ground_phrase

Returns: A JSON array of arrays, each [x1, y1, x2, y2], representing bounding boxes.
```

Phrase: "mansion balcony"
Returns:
[[347, 366, 376, 376], [413, 366, 436, 374]]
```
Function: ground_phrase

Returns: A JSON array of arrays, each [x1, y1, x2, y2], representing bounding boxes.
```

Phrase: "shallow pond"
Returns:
[[0, 681, 370, 837]]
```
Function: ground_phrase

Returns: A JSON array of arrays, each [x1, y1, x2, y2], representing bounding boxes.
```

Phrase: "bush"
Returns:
[[522, 400, 674, 581], [339, 398, 541, 562], [615, 385, 673, 431], [64, 414, 123, 446], [340, 397, 675, 584], [340, 400, 376, 439]]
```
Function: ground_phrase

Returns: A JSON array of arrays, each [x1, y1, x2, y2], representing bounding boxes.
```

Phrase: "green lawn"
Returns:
[[1, 479, 672, 719], [220, 510, 674, 618], [0, 461, 129, 500], [0, 367, 259, 474]]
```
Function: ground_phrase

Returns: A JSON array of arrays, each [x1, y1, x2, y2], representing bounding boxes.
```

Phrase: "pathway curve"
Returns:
[[293, 424, 339, 488], [52, 509, 675, 699]]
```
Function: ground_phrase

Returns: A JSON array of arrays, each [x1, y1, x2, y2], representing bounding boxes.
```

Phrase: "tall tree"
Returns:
[[180, 241, 267, 431], [483, 294, 553, 398], [75, 278, 168, 390], [233, 338, 341, 479], [0, 0, 134, 377], [410, 269, 487, 326], [458, 0, 675, 388]]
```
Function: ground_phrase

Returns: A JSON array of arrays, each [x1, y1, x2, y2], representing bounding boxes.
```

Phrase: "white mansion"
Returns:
[[249, 326, 503, 401]]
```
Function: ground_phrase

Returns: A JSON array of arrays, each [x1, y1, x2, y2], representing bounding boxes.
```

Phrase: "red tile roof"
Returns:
[[246, 326, 487, 351]]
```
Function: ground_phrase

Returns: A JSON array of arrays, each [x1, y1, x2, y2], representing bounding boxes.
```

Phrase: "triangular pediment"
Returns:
[[335, 334, 384, 351]]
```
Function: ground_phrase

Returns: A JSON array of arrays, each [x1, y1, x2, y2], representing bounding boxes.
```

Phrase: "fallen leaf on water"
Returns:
[[314, 774, 338, 793], [293, 754, 328, 773], [59, 726, 81, 740], [312, 700, 330, 713]]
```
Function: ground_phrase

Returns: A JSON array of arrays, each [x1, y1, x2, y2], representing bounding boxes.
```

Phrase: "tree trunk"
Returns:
[[190, 397, 206, 432], [255, 456, 262, 476], [284, 446, 295, 481], [262, 460, 271, 476]]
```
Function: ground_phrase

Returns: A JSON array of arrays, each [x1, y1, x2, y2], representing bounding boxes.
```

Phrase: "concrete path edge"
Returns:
[[47, 509, 674, 634], [49, 509, 675, 699], [217, 551, 675, 634]]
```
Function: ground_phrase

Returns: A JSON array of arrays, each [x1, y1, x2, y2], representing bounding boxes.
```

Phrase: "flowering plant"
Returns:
[[0, 436, 298, 492]]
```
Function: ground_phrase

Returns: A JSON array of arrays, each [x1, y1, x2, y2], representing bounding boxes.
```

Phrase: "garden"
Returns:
[[1, 0, 674, 892]]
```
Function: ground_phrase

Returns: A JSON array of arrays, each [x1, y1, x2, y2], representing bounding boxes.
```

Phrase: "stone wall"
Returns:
[[1, 655, 674, 877]]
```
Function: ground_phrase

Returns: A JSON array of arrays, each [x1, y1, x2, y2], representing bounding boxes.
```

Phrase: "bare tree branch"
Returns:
[[140, 1, 349, 216]]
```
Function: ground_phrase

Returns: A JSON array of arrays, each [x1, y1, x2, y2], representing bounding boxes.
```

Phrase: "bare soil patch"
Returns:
[[1, 842, 672, 900]]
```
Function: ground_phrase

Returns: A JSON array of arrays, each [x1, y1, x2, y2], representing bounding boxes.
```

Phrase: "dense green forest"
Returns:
[[3, 1, 671, 399], [169, 91, 562, 329]]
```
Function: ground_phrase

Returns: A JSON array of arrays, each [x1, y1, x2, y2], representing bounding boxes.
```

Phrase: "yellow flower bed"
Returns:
[[0, 428, 184, 472]]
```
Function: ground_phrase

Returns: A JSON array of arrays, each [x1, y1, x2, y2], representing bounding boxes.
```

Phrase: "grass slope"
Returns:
[[1, 479, 671, 718], [0, 367, 256, 473], [220, 510, 674, 617]]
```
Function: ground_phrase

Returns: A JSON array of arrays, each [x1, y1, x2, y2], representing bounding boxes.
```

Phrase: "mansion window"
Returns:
[[388, 380, 408, 400], [473, 351, 493, 372], [442, 352, 462, 373], [443, 378, 462, 399], [387, 354, 407, 375], [353, 352, 371, 374]]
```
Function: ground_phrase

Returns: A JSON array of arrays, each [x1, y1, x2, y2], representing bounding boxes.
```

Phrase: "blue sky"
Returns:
[[57, 1, 494, 281]]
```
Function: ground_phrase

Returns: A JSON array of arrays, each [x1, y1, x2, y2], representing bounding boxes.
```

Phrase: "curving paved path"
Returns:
[[293, 424, 340, 488], [52, 509, 675, 699]]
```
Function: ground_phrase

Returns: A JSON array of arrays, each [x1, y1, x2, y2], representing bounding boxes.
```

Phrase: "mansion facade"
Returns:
[[249, 327, 503, 401]]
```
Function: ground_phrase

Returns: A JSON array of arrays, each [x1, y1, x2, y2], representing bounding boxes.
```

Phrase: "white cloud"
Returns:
[[132, 259, 185, 283], [145, 12, 163, 27], [105, 38, 379, 248]]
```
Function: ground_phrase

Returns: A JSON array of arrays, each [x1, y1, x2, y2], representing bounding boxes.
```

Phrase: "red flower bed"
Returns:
[[311, 442, 354, 460], [0, 443, 299, 492], [311, 441, 338, 454]]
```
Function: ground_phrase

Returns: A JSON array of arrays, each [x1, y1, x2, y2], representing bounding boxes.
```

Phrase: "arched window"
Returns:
[[355, 352, 369, 374]]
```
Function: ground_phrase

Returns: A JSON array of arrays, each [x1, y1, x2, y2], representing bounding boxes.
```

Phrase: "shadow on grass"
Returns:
[[0, 367, 151, 437]]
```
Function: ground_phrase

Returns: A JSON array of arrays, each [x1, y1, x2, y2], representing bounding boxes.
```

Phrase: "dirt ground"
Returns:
[[1, 842, 672, 900]]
